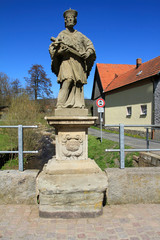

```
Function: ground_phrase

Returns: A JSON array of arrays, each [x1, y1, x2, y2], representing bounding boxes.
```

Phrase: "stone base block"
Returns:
[[39, 205, 103, 218], [44, 157, 102, 175], [37, 171, 108, 218]]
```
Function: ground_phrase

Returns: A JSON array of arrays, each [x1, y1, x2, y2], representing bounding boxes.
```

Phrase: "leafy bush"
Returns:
[[2, 94, 41, 151]]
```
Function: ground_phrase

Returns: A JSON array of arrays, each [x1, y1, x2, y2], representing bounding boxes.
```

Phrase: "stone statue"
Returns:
[[49, 9, 96, 108]]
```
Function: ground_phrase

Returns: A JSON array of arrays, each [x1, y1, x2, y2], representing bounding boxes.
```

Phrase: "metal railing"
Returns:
[[105, 124, 160, 169], [0, 125, 38, 171]]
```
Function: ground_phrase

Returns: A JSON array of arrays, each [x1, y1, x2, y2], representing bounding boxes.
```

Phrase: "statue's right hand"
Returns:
[[58, 44, 69, 54]]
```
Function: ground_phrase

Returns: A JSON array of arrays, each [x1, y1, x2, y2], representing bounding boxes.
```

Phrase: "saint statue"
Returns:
[[49, 9, 96, 108]]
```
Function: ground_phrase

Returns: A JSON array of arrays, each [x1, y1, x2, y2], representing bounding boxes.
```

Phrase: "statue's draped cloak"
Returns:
[[50, 30, 96, 84]]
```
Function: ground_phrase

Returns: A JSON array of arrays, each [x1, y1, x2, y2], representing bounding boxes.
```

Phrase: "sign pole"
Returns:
[[100, 112, 102, 143], [96, 98, 105, 144]]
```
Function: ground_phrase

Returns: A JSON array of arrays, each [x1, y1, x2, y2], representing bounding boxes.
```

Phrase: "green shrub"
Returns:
[[2, 94, 41, 151]]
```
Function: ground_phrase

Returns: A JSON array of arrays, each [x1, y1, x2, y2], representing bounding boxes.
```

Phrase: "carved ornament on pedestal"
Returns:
[[62, 134, 83, 160]]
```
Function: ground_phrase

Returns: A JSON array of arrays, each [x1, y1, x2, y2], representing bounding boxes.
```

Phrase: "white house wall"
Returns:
[[105, 82, 153, 130]]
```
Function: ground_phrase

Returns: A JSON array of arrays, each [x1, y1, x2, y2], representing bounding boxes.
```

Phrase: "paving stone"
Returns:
[[77, 233, 86, 238], [0, 204, 160, 239], [67, 237, 77, 240], [130, 237, 140, 240]]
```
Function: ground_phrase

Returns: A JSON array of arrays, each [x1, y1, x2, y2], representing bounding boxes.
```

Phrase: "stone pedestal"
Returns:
[[37, 112, 108, 218], [45, 116, 97, 161]]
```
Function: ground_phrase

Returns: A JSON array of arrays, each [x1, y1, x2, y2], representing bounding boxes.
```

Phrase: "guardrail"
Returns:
[[105, 124, 160, 169], [0, 125, 38, 171]]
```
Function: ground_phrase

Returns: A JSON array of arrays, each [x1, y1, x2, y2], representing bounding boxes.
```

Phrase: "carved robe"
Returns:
[[49, 29, 96, 108]]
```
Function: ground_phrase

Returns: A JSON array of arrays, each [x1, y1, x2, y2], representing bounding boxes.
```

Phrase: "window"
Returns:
[[126, 106, 132, 117], [140, 105, 147, 116]]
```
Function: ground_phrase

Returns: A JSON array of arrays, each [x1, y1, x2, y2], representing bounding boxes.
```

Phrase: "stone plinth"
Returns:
[[44, 157, 102, 175], [45, 116, 97, 161], [37, 115, 108, 218], [37, 163, 108, 218]]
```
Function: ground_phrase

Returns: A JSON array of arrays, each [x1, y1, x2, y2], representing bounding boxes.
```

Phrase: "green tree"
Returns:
[[0, 72, 11, 106], [25, 64, 53, 100], [11, 78, 22, 98]]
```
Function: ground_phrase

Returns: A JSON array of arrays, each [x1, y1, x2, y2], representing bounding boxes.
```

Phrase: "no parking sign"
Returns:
[[96, 98, 105, 108]]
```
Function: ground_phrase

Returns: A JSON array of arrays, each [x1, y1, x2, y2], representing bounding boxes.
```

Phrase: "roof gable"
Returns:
[[97, 63, 135, 91], [105, 56, 160, 93], [91, 66, 104, 99]]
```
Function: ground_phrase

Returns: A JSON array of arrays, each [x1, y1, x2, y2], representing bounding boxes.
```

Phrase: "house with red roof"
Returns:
[[91, 56, 160, 139]]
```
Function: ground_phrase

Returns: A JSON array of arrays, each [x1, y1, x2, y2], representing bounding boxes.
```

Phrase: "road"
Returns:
[[88, 128, 160, 154]]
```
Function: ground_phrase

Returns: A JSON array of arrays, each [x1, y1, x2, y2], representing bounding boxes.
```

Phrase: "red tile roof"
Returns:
[[104, 56, 160, 93], [97, 63, 135, 91]]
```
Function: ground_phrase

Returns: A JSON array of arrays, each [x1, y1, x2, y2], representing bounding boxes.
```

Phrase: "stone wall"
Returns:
[[133, 152, 160, 167], [105, 167, 160, 204], [0, 168, 160, 205], [0, 170, 39, 204]]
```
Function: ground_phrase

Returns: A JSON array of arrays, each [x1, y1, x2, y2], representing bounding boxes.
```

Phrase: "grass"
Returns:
[[91, 125, 146, 139], [0, 121, 138, 171], [0, 128, 28, 170], [1, 157, 19, 170], [0, 130, 17, 151], [0, 129, 18, 170], [88, 135, 139, 171], [1, 156, 28, 170]]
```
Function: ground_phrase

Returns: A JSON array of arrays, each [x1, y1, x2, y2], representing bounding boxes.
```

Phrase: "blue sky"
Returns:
[[1, 0, 160, 98]]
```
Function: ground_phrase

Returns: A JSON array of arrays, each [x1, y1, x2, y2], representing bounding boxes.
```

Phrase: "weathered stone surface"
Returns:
[[41, 113, 102, 219], [37, 171, 107, 194], [44, 157, 102, 174], [37, 171, 108, 218], [39, 191, 102, 206], [45, 116, 97, 161], [39, 206, 102, 218], [105, 167, 160, 204], [55, 108, 88, 116], [0, 170, 39, 204], [56, 130, 87, 160]]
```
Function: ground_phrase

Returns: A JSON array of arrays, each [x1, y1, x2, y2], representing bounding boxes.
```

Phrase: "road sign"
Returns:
[[98, 107, 104, 113], [96, 98, 105, 143], [96, 98, 105, 108]]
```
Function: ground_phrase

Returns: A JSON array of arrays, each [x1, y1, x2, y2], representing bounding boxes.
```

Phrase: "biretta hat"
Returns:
[[63, 8, 78, 18]]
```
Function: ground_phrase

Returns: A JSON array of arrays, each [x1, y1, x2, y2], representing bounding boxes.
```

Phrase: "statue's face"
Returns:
[[65, 14, 76, 27]]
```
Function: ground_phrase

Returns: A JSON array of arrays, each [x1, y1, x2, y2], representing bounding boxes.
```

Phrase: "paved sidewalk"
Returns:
[[0, 204, 160, 240]]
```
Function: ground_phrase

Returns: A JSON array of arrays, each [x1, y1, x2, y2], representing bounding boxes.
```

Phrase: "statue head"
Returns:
[[63, 8, 78, 28]]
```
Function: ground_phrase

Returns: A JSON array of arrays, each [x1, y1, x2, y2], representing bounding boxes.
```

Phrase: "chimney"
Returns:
[[136, 58, 142, 68]]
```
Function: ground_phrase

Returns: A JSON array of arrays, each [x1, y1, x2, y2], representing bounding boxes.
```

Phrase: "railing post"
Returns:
[[119, 124, 125, 169], [146, 128, 149, 149], [18, 125, 23, 171]]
